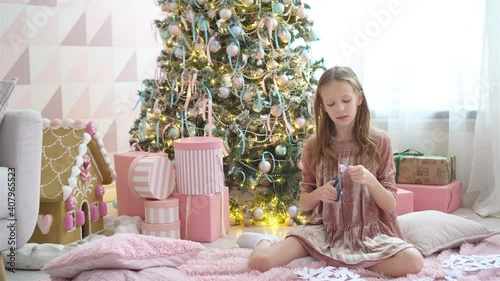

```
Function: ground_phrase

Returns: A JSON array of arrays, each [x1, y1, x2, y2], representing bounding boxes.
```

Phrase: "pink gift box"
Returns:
[[396, 180, 462, 213], [114, 152, 149, 218], [174, 137, 224, 195], [140, 220, 180, 239], [171, 186, 230, 242], [395, 188, 414, 216], [144, 198, 179, 224], [128, 153, 175, 200]]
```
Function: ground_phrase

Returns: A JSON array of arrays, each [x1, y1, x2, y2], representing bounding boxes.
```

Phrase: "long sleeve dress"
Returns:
[[287, 129, 414, 268]]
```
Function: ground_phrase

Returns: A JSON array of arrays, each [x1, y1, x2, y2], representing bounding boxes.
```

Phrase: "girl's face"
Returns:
[[320, 80, 362, 133]]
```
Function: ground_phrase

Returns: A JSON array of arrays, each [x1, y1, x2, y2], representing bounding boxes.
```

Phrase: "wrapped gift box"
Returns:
[[174, 137, 224, 195], [394, 150, 456, 185], [395, 188, 414, 216], [114, 151, 149, 218], [171, 186, 230, 242], [144, 198, 179, 224], [140, 220, 180, 239], [128, 153, 175, 200], [397, 180, 462, 213]]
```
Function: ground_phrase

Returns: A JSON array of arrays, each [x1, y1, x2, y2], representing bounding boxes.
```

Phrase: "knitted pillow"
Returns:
[[0, 78, 17, 124], [41, 233, 205, 278]]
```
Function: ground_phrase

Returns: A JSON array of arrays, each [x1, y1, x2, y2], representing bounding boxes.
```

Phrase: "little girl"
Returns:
[[236, 66, 423, 278]]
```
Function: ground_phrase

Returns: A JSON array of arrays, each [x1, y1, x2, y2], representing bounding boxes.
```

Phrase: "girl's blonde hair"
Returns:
[[311, 66, 379, 171]]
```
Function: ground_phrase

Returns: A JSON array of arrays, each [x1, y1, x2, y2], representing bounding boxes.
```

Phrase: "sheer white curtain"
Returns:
[[465, 0, 500, 217], [306, 0, 484, 193]]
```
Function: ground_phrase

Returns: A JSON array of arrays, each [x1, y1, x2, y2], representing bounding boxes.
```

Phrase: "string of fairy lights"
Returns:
[[129, 0, 325, 227]]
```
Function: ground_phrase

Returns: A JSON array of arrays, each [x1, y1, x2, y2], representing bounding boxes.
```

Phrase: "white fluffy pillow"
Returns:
[[398, 210, 499, 256], [41, 233, 205, 278]]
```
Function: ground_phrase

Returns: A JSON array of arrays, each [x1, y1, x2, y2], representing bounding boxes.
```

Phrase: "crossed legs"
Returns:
[[238, 233, 423, 277]]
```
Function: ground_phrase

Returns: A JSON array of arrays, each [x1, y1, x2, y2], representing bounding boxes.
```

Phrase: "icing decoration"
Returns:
[[70, 166, 81, 178], [50, 119, 62, 127], [95, 184, 105, 198], [65, 195, 77, 211], [42, 118, 50, 127], [37, 214, 53, 235], [99, 202, 107, 217], [68, 177, 77, 188], [64, 214, 73, 231], [74, 120, 85, 127], [80, 155, 91, 181], [91, 205, 99, 221], [86, 121, 97, 136], [76, 210, 85, 226], [62, 185, 72, 201]]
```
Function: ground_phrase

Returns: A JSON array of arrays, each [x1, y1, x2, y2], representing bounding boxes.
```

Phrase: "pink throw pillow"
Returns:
[[41, 233, 205, 278]]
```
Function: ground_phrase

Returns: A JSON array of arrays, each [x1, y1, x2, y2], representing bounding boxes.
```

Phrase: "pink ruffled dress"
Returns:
[[287, 129, 414, 268]]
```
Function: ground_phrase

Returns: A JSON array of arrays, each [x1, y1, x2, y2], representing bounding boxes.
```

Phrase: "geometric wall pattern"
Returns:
[[0, 0, 162, 154]]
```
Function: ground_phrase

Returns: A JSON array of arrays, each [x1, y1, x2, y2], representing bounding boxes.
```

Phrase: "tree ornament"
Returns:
[[188, 107, 199, 118], [274, 3, 285, 15], [282, 0, 292, 4], [287, 205, 298, 218], [233, 75, 244, 88], [275, 145, 287, 156], [226, 43, 239, 57], [269, 18, 278, 31], [296, 7, 307, 19], [254, 48, 265, 59], [195, 0, 206, 5], [174, 47, 184, 58], [204, 124, 216, 134], [271, 104, 282, 117], [307, 30, 320, 42], [207, 9, 216, 19], [241, 0, 254, 7], [286, 218, 295, 226], [154, 108, 161, 115], [160, 29, 170, 40], [188, 126, 197, 137], [242, 218, 252, 226], [112, 198, 118, 209], [252, 102, 263, 113], [294, 117, 306, 129], [277, 28, 291, 43], [262, 0, 270, 3], [219, 8, 232, 21], [231, 24, 243, 37], [266, 60, 279, 71], [218, 87, 231, 98], [209, 40, 221, 52], [255, 68, 264, 75], [168, 23, 181, 36], [277, 74, 288, 86], [243, 89, 254, 101], [253, 208, 264, 220], [168, 127, 180, 138], [258, 160, 272, 173], [194, 42, 204, 52]]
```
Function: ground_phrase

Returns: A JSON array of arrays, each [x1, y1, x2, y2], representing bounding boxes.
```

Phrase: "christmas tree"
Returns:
[[129, 0, 325, 226]]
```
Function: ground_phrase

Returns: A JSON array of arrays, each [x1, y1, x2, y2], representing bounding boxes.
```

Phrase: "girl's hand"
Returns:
[[317, 180, 339, 203], [346, 165, 376, 186]]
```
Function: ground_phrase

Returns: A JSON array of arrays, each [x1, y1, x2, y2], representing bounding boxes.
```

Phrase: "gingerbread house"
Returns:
[[29, 119, 116, 245]]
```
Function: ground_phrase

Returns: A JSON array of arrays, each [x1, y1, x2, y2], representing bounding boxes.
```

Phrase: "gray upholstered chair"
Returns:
[[0, 108, 43, 278]]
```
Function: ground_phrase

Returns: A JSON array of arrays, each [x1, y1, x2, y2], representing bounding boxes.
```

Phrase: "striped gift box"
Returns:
[[140, 220, 180, 239], [144, 198, 179, 224], [174, 137, 224, 195], [128, 154, 175, 200]]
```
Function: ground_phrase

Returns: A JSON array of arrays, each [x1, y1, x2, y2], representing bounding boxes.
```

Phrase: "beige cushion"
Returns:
[[398, 210, 500, 256], [0, 78, 17, 124]]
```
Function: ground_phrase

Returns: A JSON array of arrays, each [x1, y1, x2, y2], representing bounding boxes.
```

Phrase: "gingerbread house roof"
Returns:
[[40, 118, 116, 202]]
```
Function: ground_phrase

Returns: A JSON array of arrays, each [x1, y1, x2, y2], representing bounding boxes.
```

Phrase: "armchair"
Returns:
[[0, 109, 43, 277]]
